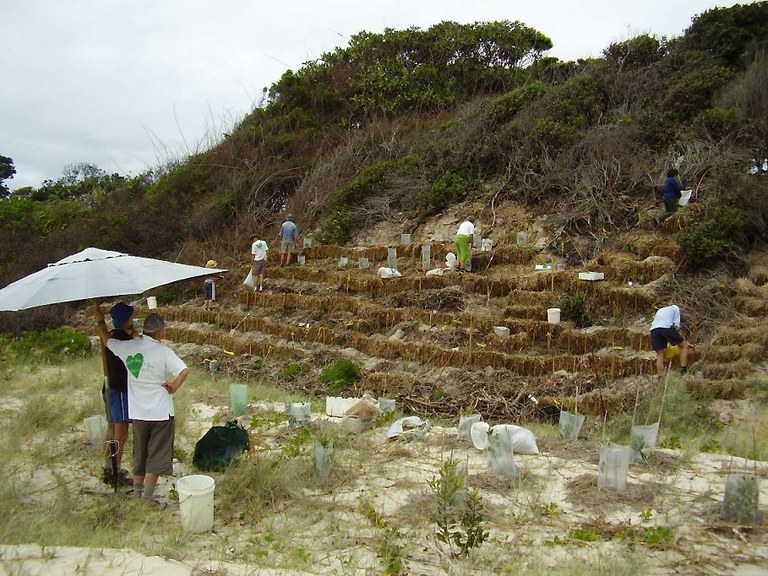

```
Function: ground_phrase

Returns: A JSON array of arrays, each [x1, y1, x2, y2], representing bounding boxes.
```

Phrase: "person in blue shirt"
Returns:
[[655, 168, 684, 224], [278, 214, 300, 266]]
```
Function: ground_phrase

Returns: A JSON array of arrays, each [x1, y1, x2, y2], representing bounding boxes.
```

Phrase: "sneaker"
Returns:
[[103, 468, 132, 487]]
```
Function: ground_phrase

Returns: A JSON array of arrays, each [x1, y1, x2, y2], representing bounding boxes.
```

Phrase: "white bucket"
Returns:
[[493, 326, 510, 337], [177, 475, 215, 533], [547, 307, 561, 324], [84, 415, 107, 447], [146, 296, 158, 309]]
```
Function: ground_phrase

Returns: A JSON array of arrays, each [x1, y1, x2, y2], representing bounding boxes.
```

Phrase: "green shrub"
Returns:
[[332, 160, 398, 206], [6, 327, 91, 362], [317, 208, 355, 245], [693, 108, 738, 139], [603, 34, 665, 70], [318, 357, 361, 394], [486, 81, 550, 126], [676, 206, 746, 268], [277, 363, 306, 380], [560, 293, 593, 328], [417, 172, 474, 216]]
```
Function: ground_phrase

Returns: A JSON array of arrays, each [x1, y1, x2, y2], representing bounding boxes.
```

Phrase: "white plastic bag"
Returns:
[[679, 189, 693, 206], [470, 423, 539, 455], [243, 271, 255, 290], [377, 266, 402, 279], [445, 253, 457, 269]]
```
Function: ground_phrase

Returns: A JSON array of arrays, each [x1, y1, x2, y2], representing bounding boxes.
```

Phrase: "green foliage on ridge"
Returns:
[[2, 3, 768, 306]]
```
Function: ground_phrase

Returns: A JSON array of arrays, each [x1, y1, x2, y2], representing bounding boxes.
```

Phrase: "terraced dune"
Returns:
[[141, 227, 768, 422]]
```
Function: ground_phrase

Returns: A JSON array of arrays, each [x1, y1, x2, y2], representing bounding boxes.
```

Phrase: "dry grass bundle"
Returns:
[[565, 474, 657, 509], [398, 377, 533, 421], [748, 265, 768, 286], [733, 277, 760, 296], [703, 359, 754, 380], [163, 324, 305, 361], [557, 328, 650, 355], [733, 296, 768, 316], [685, 378, 745, 400], [482, 333, 530, 353], [383, 287, 465, 312], [705, 343, 764, 363], [156, 307, 336, 347], [502, 305, 544, 320], [727, 324, 768, 347], [361, 371, 415, 396], [621, 232, 683, 261], [538, 391, 626, 417], [269, 266, 333, 283], [506, 290, 556, 308], [598, 253, 674, 283]]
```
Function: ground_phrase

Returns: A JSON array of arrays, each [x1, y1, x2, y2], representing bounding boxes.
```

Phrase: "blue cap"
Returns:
[[110, 302, 134, 329]]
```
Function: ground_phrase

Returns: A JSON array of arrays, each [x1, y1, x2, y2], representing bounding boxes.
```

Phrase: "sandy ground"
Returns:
[[2, 390, 767, 576]]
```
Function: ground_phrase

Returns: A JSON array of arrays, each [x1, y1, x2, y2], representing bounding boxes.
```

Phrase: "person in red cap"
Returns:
[[101, 302, 137, 485]]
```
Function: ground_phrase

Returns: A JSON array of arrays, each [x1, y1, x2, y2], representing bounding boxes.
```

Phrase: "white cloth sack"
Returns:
[[470, 422, 539, 455], [387, 416, 430, 439], [378, 267, 402, 279], [243, 271, 255, 290]]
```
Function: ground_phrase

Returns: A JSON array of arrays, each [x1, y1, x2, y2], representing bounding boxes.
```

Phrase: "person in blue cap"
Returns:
[[100, 302, 136, 486]]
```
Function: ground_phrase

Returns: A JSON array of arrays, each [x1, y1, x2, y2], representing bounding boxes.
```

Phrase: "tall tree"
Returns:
[[0, 156, 16, 199]]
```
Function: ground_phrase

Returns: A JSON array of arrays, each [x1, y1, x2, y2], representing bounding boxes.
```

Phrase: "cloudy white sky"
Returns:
[[1, 0, 735, 190]]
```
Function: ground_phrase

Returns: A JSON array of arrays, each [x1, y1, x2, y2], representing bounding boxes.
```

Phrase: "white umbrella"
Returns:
[[0, 247, 228, 311]]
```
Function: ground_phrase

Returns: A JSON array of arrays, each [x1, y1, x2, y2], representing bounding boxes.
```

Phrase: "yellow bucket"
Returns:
[[664, 344, 680, 360]]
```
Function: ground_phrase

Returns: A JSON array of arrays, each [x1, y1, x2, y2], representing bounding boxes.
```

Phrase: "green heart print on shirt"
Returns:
[[126, 353, 144, 378]]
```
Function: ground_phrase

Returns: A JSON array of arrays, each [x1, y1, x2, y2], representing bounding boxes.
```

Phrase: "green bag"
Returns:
[[193, 420, 249, 472]]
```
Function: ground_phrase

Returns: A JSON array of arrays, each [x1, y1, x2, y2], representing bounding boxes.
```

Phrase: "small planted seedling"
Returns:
[[598, 444, 631, 492], [313, 434, 334, 482], [721, 474, 761, 524], [630, 423, 659, 462], [487, 428, 516, 478], [428, 458, 487, 558], [558, 410, 585, 440]]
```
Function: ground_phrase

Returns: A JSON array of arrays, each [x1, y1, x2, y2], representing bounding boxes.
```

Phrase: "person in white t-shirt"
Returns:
[[251, 234, 269, 291], [454, 217, 475, 271], [94, 307, 189, 504], [649, 304, 689, 377]]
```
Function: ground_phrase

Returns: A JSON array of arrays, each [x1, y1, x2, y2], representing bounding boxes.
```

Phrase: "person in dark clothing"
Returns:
[[656, 168, 684, 224], [100, 302, 136, 486]]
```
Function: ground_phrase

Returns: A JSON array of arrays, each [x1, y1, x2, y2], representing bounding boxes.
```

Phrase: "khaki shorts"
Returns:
[[252, 259, 267, 276], [280, 240, 296, 254], [132, 418, 174, 476]]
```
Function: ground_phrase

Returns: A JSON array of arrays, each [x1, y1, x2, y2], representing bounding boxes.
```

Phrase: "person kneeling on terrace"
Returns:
[[650, 304, 689, 378], [454, 216, 475, 272]]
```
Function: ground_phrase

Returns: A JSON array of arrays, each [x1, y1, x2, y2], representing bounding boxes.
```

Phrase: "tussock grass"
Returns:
[[604, 375, 720, 454]]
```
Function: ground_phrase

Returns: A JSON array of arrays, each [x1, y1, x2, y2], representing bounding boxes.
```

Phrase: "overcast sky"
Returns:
[[1, 0, 736, 190]]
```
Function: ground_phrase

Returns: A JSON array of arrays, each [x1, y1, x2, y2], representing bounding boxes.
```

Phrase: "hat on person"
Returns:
[[110, 302, 134, 329], [206, 260, 218, 268], [286, 214, 294, 221], [142, 313, 165, 335]]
